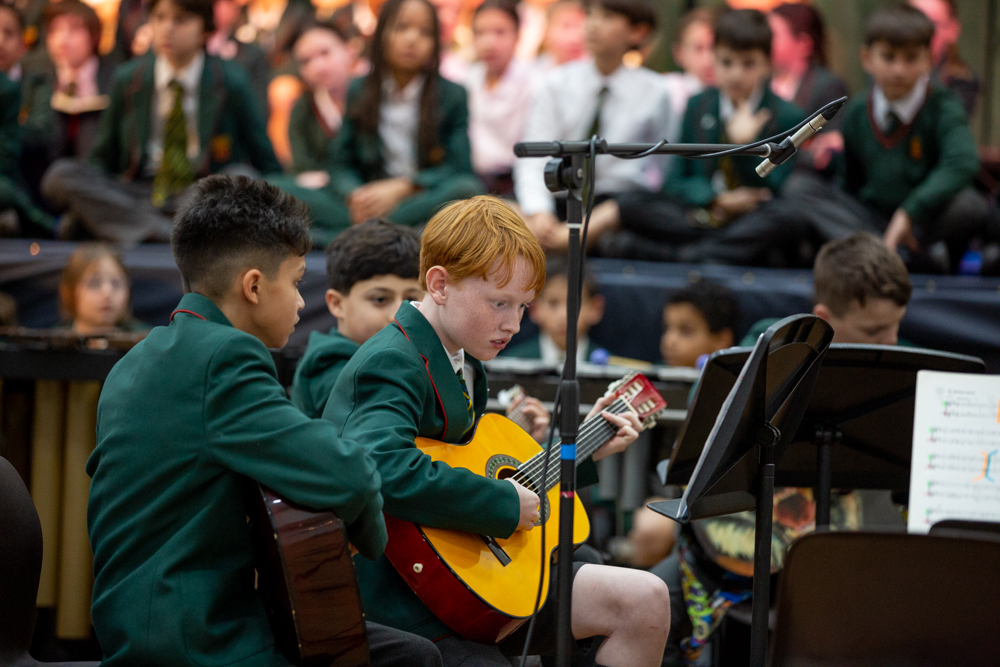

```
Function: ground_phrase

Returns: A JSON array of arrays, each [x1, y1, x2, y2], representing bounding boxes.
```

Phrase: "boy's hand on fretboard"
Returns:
[[587, 394, 642, 462]]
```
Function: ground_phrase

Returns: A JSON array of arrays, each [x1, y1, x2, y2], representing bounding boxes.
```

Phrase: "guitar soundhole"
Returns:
[[486, 455, 550, 526]]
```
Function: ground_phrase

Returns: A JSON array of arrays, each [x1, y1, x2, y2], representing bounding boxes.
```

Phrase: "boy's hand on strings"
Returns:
[[506, 478, 541, 530], [713, 187, 770, 220], [587, 393, 643, 462], [884, 208, 919, 252], [347, 178, 416, 223], [508, 394, 551, 443], [725, 102, 772, 145]]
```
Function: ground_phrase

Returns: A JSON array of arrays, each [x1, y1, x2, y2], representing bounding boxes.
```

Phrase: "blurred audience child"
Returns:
[[59, 243, 146, 333], [503, 255, 606, 363], [323, 0, 482, 233], [18, 1, 116, 203], [41, 0, 280, 245], [910, 0, 978, 117], [206, 0, 270, 100], [465, 0, 533, 196], [533, 0, 587, 70], [593, 9, 806, 267], [292, 218, 423, 419], [742, 233, 912, 347], [769, 3, 848, 175], [266, 20, 355, 246], [661, 7, 716, 142], [514, 0, 670, 252], [0, 4, 53, 237], [786, 5, 986, 274], [661, 281, 737, 369]]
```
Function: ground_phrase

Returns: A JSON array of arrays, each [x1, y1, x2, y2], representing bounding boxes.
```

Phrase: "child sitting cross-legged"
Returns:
[[322, 195, 671, 666]]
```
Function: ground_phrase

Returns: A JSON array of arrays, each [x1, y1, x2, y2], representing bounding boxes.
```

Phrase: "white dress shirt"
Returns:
[[872, 76, 929, 132], [661, 72, 705, 142], [148, 52, 204, 174], [443, 344, 474, 407], [539, 333, 590, 365], [464, 59, 536, 175], [56, 55, 100, 97], [514, 60, 674, 216], [379, 75, 423, 179]]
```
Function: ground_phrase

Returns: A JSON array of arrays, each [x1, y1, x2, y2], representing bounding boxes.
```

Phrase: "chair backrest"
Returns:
[[771, 531, 1000, 667], [929, 519, 1000, 543], [0, 456, 43, 661]]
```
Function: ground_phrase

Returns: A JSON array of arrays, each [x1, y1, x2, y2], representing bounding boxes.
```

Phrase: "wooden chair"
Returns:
[[0, 456, 99, 667], [770, 530, 1000, 667]]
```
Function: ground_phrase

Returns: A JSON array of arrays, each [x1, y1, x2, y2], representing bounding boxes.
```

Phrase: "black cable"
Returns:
[[519, 382, 562, 664]]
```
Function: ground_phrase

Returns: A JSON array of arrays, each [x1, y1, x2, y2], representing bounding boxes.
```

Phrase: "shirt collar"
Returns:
[[538, 333, 589, 364], [6, 63, 21, 82], [56, 56, 99, 91], [382, 73, 425, 103], [873, 75, 929, 129], [154, 51, 205, 94], [719, 84, 766, 123]]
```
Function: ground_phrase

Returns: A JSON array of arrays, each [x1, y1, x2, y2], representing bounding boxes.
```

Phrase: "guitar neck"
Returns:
[[513, 397, 631, 494]]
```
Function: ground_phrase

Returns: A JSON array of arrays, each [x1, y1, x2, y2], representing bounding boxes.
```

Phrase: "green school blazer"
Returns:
[[291, 327, 360, 419], [323, 303, 598, 639], [90, 53, 281, 180], [666, 86, 804, 207], [87, 293, 385, 666], [327, 74, 476, 197]]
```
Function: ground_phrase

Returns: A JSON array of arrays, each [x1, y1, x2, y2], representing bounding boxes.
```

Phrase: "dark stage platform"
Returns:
[[2, 239, 999, 371]]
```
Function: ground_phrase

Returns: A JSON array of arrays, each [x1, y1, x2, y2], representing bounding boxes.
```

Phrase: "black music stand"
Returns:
[[648, 314, 833, 667], [664, 344, 985, 526]]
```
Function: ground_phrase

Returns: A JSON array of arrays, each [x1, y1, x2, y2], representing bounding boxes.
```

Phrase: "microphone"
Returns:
[[756, 97, 847, 178]]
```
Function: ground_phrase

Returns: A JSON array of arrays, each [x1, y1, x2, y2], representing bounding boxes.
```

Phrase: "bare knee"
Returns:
[[626, 570, 671, 638]]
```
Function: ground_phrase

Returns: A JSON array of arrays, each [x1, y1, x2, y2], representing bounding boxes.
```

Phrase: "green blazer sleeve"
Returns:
[[0, 74, 21, 178], [664, 93, 718, 208], [410, 78, 475, 191], [18, 72, 54, 151], [205, 332, 387, 558], [327, 345, 522, 539], [89, 66, 128, 174], [899, 93, 978, 227], [327, 78, 367, 198]]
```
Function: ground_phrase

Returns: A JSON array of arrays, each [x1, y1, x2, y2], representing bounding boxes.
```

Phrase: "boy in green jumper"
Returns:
[[787, 4, 987, 274], [324, 196, 671, 666], [595, 9, 808, 267], [87, 175, 442, 667], [41, 0, 281, 244], [292, 218, 424, 419]]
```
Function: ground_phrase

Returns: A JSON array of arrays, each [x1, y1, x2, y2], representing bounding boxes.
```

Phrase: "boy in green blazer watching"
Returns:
[[87, 175, 442, 667], [323, 195, 671, 666], [590, 9, 808, 267], [292, 218, 424, 419], [41, 0, 281, 245], [787, 5, 987, 274]]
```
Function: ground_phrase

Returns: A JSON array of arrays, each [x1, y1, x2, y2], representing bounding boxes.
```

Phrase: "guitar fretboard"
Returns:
[[510, 397, 631, 494]]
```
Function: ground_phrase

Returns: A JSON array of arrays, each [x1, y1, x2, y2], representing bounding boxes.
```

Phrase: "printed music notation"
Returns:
[[908, 371, 1000, 534]]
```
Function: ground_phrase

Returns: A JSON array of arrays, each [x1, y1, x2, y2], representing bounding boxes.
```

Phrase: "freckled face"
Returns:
[[436, 256, 536, 360]]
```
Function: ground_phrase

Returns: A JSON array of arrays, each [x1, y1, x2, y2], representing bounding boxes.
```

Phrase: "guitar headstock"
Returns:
[[605, 372, 667, 430]]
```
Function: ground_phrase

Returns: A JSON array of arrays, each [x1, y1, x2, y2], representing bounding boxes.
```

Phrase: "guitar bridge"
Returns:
[[480, 535, 511, 566]]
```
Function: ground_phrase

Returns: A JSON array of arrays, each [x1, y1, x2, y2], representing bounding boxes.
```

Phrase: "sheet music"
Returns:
[[908, 371, 1000, 533]]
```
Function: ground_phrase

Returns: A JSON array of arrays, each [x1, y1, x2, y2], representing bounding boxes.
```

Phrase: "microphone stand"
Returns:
[[513, 95, 845, 667]]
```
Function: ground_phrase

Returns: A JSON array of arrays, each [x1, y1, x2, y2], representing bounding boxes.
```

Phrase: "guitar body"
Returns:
[[246, 483, 370, 666], [383, 414, 590, 644]]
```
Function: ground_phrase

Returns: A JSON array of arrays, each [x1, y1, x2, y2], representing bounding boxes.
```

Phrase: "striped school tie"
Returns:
[[151, 80, 195, 208], [456, 368, 474, 435]]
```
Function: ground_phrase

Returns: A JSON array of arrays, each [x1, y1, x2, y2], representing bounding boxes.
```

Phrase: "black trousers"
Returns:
[[611, 191, 811, 268], [781, 171, 990, 273], [368, 621, 444, 667]]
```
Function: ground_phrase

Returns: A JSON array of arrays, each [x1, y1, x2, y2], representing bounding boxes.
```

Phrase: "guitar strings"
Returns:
[[512, 398, 629, 485], [510, 398, 631, 491]]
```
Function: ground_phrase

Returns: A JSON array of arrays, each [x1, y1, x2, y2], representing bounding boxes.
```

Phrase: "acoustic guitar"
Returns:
[[245, 483, 370, 667], [383, 373, 667, 644]]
